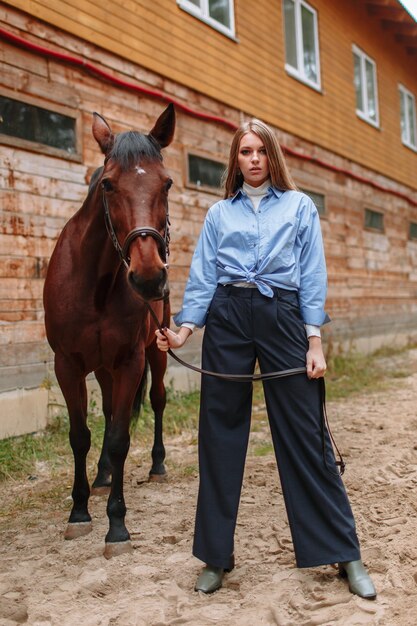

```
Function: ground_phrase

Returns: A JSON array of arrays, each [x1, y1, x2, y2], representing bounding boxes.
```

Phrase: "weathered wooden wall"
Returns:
[[4, 0, 417, 190], [0, 3, 417, 438]]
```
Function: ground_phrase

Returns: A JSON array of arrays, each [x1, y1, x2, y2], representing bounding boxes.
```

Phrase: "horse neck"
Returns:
[[78, 185, 121, 276]]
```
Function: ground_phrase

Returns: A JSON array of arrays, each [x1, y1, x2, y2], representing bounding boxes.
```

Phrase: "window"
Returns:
[[300, 188, 325, 215], [352, 45, 379, 127], [409, 222, 417, 241], [364, 208, 384, 232], [187, 153, 225, 192], [0, 89, 80, 160], [177, 0, 235, 38], [399, 85, 417, 151], [283, 0, 321, 90]]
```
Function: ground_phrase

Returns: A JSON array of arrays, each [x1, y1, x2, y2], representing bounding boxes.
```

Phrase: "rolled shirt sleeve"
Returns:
[[298, 199, 330, 326], [173, 208, 219, 328]]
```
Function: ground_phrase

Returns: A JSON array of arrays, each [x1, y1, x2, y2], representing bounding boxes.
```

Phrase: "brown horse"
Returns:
[[43, 104, 175, 558]]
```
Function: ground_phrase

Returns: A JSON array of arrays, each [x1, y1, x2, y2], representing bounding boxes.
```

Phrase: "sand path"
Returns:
[[1, 350, 417, 625]]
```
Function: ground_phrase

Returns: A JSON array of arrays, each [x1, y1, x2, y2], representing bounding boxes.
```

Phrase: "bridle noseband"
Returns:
[[102, 190, 170, 269]]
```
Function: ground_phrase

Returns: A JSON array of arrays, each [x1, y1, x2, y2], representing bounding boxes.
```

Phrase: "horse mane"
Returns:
[[108, 131, 162, 171], [88, 166, 103, 193]]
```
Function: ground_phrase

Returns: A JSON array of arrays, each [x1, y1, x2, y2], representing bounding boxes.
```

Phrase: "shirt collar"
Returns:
[[231, 185, 284, 203]]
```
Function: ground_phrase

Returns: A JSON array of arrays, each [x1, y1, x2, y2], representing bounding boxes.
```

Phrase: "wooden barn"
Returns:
[[1, 0, 416, 436]]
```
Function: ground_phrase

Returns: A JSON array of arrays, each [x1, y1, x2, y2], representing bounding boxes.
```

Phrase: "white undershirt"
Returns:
[[243, 179, 271, 211], [182, 180, 321, 338]]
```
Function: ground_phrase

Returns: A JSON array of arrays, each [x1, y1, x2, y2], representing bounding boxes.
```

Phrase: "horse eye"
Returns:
[[101, 179, 114, 193], [165, 179, 173, 192]]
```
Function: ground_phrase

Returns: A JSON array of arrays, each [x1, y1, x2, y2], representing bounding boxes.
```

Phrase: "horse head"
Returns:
[[92, 104, 175, 301]]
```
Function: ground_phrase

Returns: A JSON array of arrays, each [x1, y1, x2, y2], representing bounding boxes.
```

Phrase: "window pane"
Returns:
[[364, 208, 383, 231], [407, 94, 416, 146], [188, 0, 201, 7], [353, 53, 363, 112], [208, 0, 230, 28], [284, 0, 297, 69], [300, 189, 325, 215], [188, 154, 225, 189], [0, 96, 77, 153], [301, 5, 317, 83], [410, 222, 417, 240], [365, 59, 377, 121]]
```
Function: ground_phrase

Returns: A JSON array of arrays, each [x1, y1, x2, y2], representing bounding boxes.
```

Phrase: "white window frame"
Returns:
[[399, 84, 417, 152], [352, 44, 379, 128], [177, 0, 236, 39], [283, 0, 321, 92]]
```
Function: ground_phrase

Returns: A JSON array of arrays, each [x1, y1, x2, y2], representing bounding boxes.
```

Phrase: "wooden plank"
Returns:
[[0, 212, 67, 241], [0, 342, 50, 368], [0, 256, 47, 279], [0, 146, 87, 183], [0, 168, 87, 202], [0, 190, 79, 219], [1, 40, 49, 77], [0, 233, 57, 258], [0, 320, 46, 346]]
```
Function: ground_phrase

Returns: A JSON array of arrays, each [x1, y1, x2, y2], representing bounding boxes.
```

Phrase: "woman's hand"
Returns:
[[155, 327, 191, 352], [306, 336, 327, 379]]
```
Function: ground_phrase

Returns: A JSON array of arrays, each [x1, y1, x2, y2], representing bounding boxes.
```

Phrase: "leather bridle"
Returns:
[[102, 190, 170, 269]]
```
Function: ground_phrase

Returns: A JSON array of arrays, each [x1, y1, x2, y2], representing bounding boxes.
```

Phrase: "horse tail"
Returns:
[[131, 359, 149, 426]]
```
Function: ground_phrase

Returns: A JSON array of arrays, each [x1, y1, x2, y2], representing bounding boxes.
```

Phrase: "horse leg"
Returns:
[[146, 340, 167, 482], [54, 353, 92, 539], [91, 367, 113, 495], [103, 362, 143, 559]]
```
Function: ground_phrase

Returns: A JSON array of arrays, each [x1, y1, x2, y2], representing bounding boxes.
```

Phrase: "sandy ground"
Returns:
[[1, 351, 417, 626]]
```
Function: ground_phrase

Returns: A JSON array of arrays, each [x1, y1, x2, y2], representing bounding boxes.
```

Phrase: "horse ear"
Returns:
[[92, 112, 115, 155], [148, 103, 176, 149]]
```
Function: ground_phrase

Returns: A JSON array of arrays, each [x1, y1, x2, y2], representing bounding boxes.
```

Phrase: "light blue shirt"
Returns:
[[173, 187, 330, 328]]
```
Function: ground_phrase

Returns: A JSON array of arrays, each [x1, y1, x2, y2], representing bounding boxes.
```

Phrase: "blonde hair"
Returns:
[[223, 119, 297, 198]]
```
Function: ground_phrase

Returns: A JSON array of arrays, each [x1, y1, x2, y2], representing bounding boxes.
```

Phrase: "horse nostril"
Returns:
[[128, 269, 168, 301]]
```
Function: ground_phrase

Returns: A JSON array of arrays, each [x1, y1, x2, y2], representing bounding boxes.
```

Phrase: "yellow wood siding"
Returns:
[[4, 0, 417, 190]]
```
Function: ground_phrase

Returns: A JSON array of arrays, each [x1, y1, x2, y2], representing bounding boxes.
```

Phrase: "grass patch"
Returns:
[[0, 389, 200, 484], [324, 345, 415, 400], [325, 352, 382, 400], [252, 443, 274, 457], [136, 387, 200, 437], [0, 411, 105, 483]]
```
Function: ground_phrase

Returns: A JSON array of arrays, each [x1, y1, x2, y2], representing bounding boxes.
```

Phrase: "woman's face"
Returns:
[[237, 131, 270, 187]]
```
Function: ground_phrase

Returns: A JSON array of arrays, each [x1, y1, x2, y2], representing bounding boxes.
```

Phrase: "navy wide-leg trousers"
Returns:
[[192, 285, 361, 570]]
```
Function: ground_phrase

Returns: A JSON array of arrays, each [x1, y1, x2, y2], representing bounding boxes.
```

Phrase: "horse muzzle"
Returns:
[[128, 267, 169, 302]]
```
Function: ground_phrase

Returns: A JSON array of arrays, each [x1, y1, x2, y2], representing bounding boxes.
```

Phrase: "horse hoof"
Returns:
[[64, 521, 93, 540], [90, 485, 111, 496], [148, 472, 168, 483], [104, 540, 133, 559]]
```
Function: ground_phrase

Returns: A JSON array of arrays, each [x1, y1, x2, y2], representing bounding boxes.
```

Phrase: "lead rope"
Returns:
[[319, 377, 346, 476], [146, 302, 345, 476]]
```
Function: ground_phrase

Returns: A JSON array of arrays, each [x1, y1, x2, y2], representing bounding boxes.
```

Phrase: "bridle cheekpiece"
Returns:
[[102, 190, 170, 269]]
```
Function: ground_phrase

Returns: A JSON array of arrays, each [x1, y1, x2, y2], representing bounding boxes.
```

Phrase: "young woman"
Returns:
[[156, 119, 376, 599]]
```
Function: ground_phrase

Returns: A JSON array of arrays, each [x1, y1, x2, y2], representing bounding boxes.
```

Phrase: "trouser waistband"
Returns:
[[218, 284, 298, 299]]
